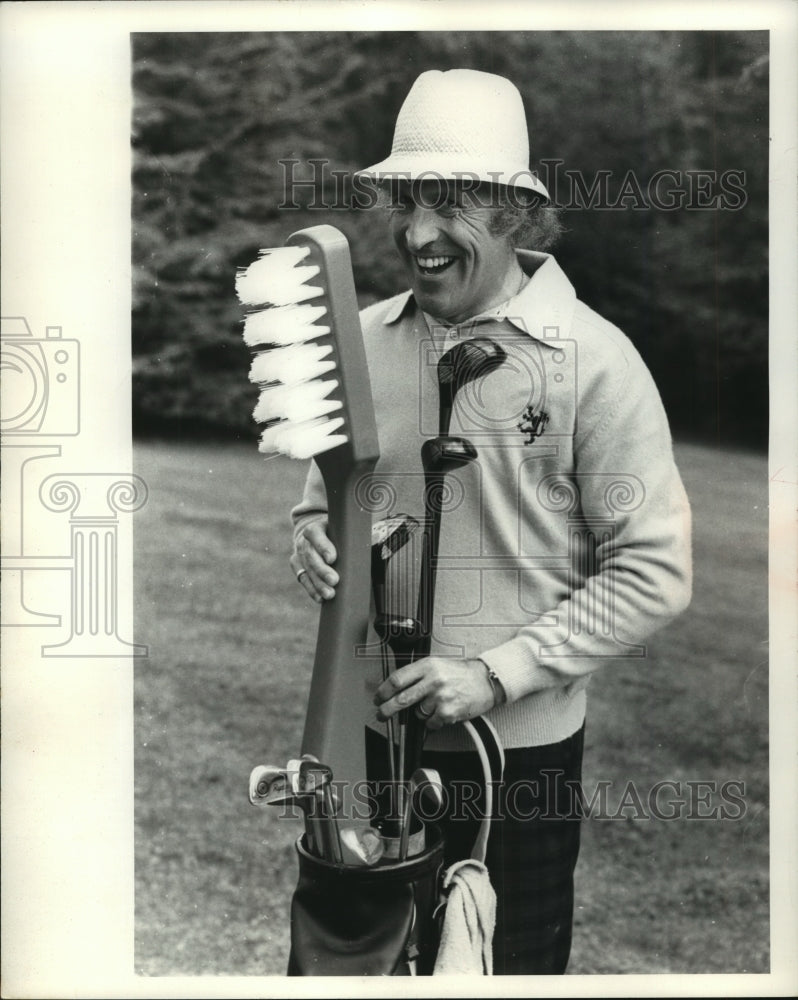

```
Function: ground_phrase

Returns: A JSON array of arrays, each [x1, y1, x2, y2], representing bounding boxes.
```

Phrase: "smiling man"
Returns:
[[387, 178, 529, 324], [290, 69, 692, 974]]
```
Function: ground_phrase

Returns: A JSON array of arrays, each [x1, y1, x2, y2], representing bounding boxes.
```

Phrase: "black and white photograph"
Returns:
[[2, 2, 796, 997]]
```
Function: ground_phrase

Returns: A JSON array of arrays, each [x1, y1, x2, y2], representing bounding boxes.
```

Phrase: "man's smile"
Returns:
[[414, 254, 457, 276], [388, 180, 523, 322]]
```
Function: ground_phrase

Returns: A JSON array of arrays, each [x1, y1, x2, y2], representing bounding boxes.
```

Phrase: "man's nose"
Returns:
[[404, 205, 440, 252]]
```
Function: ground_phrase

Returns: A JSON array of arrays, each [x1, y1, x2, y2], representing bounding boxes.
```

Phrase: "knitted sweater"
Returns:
[[291, 251, 692, 751]]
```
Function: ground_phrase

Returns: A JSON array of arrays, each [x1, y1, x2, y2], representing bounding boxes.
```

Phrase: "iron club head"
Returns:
[[371, 514, 420, 561], [248, 765, 290, 806], [371, 514, 421, 618]]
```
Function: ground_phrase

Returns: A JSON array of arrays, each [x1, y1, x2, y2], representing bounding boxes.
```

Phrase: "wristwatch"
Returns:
[[480, 659, 507, 707]]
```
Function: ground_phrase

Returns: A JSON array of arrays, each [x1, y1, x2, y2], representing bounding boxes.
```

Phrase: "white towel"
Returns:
[[433, 859, 496, 976]]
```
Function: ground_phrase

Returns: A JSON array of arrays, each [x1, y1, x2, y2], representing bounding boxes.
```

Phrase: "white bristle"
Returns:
[[237, 238, 361, 461], [236, 248, 324, 307], [253, 379, 341, 424], [249, 342, 335, 386], [260, 245, 310, 267], [242, 304, 330, 348], [259, 416, 347, 460]]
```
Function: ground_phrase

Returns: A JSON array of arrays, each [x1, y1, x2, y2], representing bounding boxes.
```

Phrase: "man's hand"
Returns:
[[290, 520, 339, 603], [374, 656, 496, 730]]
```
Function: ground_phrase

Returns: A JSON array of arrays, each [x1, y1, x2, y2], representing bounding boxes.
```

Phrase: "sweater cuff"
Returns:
[[478, 637, 558, 705]]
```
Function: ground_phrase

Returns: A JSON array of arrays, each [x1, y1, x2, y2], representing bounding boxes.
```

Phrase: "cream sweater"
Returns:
[[291, 251, 692, 750]]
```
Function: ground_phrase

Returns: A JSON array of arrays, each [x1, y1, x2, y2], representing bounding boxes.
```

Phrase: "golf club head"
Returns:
[[295, 759, 334, 794], [248, 765, 290, 806], [438, 338, 507, 390], [421, 436, 478, 474], [339, 826, 385, 866], [371, 514, 420, 561], [285, 754, 324, 789], [437, 338, 507, 436], [371, 514, 422, 618]]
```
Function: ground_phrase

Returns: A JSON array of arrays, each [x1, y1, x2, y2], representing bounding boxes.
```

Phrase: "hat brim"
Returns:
[[355, 153, 550, 201]]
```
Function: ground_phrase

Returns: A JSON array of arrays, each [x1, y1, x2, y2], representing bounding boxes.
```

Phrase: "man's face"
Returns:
[[388, 180, 518, 325]]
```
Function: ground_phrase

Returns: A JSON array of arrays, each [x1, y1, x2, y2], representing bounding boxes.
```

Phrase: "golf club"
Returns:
[[402, 437, 480, 782], [373, 612, 426, 821], [371, 515, 421, 788], [248, 764, 291, 805], [290, 755, 332, 796], [295, 757, 340, 862], [400, 339, 507, 792], [264, 788, 324, 857], [436, 337, 507, 438], [314, 782, 344, 865], [339, 825, 385, 866]]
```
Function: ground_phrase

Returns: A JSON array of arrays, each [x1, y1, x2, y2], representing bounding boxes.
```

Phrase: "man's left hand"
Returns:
[[374, 657, 496, 730]]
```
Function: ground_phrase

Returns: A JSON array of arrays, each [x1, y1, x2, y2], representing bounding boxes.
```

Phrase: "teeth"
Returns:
[[417, 256, 453, 270]]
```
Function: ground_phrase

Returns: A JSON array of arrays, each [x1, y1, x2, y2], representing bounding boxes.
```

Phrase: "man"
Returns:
[[290, 69, 692, 974]]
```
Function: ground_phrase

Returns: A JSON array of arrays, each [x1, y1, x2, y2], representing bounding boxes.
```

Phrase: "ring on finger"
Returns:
[[296, 569, 308, 583], [416, 702, 434, 720]]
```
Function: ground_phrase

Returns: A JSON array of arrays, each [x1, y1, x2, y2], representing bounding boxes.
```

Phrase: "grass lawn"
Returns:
[[133, 438, 769, 976]]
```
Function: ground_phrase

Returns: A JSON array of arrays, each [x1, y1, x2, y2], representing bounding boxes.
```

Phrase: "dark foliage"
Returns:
[[131, 31, 768, 447]]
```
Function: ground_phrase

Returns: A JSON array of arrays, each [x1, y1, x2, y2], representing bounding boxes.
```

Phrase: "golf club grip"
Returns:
[[404, 711, 427, 780], [406, 470, 442, 775]]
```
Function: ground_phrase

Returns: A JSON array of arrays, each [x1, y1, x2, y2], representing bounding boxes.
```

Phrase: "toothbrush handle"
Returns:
[[300, 455, 377, 813]]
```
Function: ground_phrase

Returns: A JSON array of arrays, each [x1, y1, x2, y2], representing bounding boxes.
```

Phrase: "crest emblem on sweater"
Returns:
[[518, 405, 549, 444]]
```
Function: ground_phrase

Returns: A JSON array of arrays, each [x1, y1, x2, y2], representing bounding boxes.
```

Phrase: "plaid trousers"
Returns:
[[366, 723, 585, 975]]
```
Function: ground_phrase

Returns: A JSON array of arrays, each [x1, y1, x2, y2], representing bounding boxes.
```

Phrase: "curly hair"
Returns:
[[490, 196, 564, 251]]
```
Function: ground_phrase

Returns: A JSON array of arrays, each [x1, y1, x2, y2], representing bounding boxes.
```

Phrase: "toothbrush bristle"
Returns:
[[236, 246, 324, 307], [242, 304, 330, 348], [253, 379, 342, 424], [248, 342, 335, 386], [237, 234, 361, 460], [258, 416, 347, 460]]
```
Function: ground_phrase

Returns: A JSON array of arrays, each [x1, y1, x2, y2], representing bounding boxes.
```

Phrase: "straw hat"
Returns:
[[356, 69, 550, 200]]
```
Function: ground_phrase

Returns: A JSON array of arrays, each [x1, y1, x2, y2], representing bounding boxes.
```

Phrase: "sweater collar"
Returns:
[[382, 250, 577, 345]]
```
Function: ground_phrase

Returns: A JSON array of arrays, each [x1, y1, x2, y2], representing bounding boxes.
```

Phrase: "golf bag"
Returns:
[[286, 715, 504, 976]]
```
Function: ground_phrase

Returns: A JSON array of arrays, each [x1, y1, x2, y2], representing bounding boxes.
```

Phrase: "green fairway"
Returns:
[[134, 438, 769, 976]]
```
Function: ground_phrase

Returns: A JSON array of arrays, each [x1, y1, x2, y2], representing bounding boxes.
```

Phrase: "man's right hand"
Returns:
[[290, 520, 339, 603]]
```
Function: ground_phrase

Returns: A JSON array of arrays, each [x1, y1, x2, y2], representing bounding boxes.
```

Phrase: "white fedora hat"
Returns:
[[356, 68, 550, 200]]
